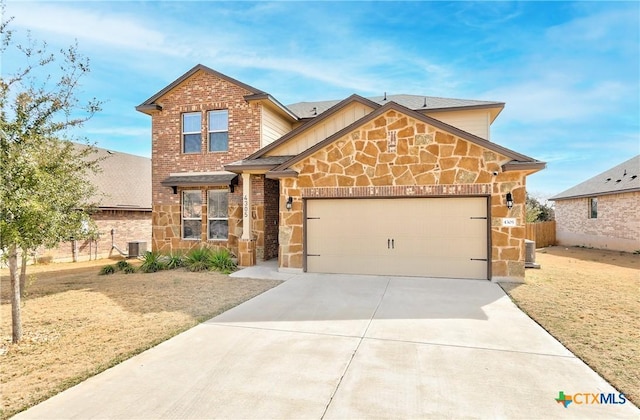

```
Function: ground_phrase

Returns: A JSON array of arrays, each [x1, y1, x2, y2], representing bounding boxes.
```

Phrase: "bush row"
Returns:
[[99, 248, 237, 275]]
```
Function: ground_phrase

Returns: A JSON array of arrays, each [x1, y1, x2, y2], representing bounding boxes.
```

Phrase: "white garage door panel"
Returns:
[[306, 198, 488, 279]]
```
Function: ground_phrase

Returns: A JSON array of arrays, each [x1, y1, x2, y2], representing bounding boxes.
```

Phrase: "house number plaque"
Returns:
[[502, 218, 517, 227]]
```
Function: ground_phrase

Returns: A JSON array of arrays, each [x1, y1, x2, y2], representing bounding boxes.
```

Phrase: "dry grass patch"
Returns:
[[0, 261, 281, 419], [501, 246, 639, 406]]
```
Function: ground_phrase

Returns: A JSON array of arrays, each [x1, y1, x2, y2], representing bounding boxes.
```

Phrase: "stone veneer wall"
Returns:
[[278, 109, 529, 280], [153, 186, 234, 255], [149, 69, 262, 254], [152, 175, 271, 259], [35, 210, 151, 263], [555, 191, 640, 252]]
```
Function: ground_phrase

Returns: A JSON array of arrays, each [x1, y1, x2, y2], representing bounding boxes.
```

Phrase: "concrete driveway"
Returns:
[[16, 270, 638, 419]]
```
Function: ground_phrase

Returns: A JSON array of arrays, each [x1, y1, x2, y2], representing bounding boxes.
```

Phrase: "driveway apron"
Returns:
[[15, 274, 639, 419]]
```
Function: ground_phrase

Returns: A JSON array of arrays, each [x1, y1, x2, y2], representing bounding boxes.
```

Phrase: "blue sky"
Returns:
[[3, 1, 639, 199]]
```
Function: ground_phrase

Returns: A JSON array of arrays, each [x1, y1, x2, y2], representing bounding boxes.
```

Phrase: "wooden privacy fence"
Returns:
[[525, 221, 556, 248]]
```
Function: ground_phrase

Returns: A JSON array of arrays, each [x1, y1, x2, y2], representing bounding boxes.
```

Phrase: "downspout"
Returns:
[[110, 229, 128, 257]]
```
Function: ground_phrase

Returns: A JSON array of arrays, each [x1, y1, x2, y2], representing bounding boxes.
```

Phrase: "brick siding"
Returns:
[[555, 191, 640, 252], [34, 210, 151, 263], [149, 69, 262, 254]]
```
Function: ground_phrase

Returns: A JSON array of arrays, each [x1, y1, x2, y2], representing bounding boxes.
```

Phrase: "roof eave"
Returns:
[[265, 170, 298, 179], [135, 104, 162, 115], [223, 163, 278, 174], [137, 64, 266, 110], [502, 161, 547, 173], [550, 187, 640, 201], [98, 206, 152, 212], [422, 103, 505, 124], [245, 93, 299, 121]]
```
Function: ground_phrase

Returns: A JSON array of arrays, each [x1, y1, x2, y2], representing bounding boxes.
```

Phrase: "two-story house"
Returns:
[[137, 64, 545, 281]]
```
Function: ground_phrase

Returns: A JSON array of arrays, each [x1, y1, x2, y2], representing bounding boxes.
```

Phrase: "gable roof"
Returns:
[[287, 94, 504, 119], [74, 143, 151, 210], [550, 155, 640, 200], [265, 101, 543, 176], [135, 64, 266, 114], [244, 94, 380, 161]]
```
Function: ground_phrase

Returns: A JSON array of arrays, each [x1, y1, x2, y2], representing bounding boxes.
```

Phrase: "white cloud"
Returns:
[[6, 2, 187, 57], [485, 78, 629, 124], [85, 126, 149, 138]]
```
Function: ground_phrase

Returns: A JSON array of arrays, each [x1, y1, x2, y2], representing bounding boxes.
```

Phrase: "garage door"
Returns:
[[305, 197, 488, 279]]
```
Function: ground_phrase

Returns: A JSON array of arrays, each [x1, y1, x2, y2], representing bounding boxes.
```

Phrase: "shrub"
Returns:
[[166, 252, 185, 270], [122, 265, 137, 274], [208, 249, 237, 274], [99, 265, 116, 275], [116, 260, 131, 271], [139, 251, 167, 273], [184, 247, 213, 272]]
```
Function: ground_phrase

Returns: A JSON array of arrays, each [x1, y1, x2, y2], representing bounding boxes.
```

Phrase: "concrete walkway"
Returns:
[[16, 266, 639, 419]]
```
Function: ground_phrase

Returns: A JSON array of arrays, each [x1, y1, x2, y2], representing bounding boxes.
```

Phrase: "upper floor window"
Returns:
[[589, 197, 598, 219], [182, 190, 202, 239], [208, 110, 229, 152], [182, 112, 201, 153]]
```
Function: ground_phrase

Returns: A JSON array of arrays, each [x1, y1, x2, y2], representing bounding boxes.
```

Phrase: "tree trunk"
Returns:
[[20, 249, 28, 299], [8, 244, 22, 343]]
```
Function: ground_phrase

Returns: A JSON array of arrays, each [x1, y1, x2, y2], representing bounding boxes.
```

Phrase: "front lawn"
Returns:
[[0, 261, 281, 419], [501, 246, 639, 406]]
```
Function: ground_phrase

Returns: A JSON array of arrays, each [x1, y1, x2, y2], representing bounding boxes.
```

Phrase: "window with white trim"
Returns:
[[182, 112, 201, 153], [208, 110, 229, 152], [208, 190, 229, 240], [182, 190, 202, 239]]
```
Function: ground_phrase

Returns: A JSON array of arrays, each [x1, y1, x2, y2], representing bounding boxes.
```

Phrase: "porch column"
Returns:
[[238, 173, 256, 266], [241, 173, 251, 240]]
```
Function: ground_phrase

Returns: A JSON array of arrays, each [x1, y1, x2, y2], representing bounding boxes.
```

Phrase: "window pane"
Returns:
[[184, 133, 201, 153], [183, 191, 202, 218], [208, 220, 228, 240], [208, 191, 228, 218], [183, 113, 201, 133], [183, 220, 201, 239], [209, 132, 228, 152], [590, 198, 598, 218], [209, 110, 228, 131]]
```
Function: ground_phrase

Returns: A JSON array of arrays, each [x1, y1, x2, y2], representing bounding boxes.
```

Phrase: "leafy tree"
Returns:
[[526, 193, 555, 223], [0, 6, 102, 343]]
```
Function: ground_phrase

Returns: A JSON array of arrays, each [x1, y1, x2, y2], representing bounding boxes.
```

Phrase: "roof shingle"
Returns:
[[74, 143, 151, 210], [287, 94, 503, 118], [550, 155, 640, 200]]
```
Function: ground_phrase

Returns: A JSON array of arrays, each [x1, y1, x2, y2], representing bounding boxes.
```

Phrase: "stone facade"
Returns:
[[35, 210, 151, 263], [278, 109, 528, 280], [555, 191, 640, 252], [149, 69, 262, 255], [153, 175, 277, 261]]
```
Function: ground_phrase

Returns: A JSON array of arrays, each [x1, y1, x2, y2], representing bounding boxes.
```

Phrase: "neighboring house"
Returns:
[[35, 144, 152, 263], [136, 64, 545, 281], [550, 155, 640, 253]]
